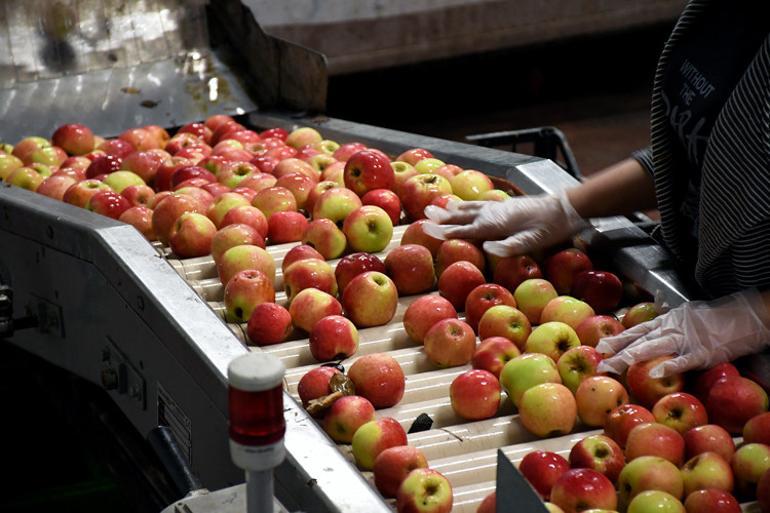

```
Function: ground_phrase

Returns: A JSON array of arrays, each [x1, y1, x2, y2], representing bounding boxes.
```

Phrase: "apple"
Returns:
[[282, 244, 324, 273], [627, 491, 685, 513], [575, 315, 625, 348], [207, 192, 250, 227], [312, 187, 362, 226], [259, 127, 287, 141], [308, 314, 358, 362], [424, 318, 477, 368], [625, 422, 686, 466], [438, 261, 486, 310], [324, 395, 376, 443], [151, 193, 206, 244], [617, 456, 684, 508], [272, 158, 318, 181], [220, 205, 269, 238], [604, 404, 655, 448], [331, 142, 366, 162], [119, 206, 156, 240], [52, 123, 94, 155], [343, 205, 393, 253], [267, 211, 308, 244], [472, 337, 520, 378], [264, 145, 297, 162], [480, 189, 511, 201], [205, 114, 235, 131], [121, 184, 156, 207], [519, 383, 576, 437], [87, 190, 131, 219], [692, 363, 740, 402], [744, 413, 770, 445], [85, 154, 123, 179], [396, 468, 452, 513], [545, 249, 593, 294], [252, 186, 297, 219], [12, 136, 49, 164], [122, 150, 170, 183], [569, 434, 625, 482], [653, 393, 708, 434], [400, 173, 453, 221], [731, 443, 770, 493], [500, 353, 561, 408], [321, 161, 345, 185], [550, 468, 617, 513], [519, 451, 571, 500], [286, 127, 322, 149], [0, 153, 23, 180], [449, 170, 493, 200], [171, 165, 216, 188], [514, 278, 558, 324], [343, 150, 395, 196], [246, 303, 292, 346], [302, 218, 347, 259], [623, 302, 659, 328], [29, 145, 66, 167], [306, 180, 341, 213], [121, 127, 161, 151], [449, 369, 501, 420], [391, 161, 418, 194], [571, 270, 623, 313], [217, 161, 258, 189], [413, 158, 445, 175], [707, 376, 769, 434], [177, 122, 212, 142], [684, 489, 741, 513], [62, 179, 110, 208], [361, 188, 401, 225], [60, 155, 93, 174], [396, 148, 433, 166], [384, 244, 435, 296], [102, 170, 145, 194], [526, 321, 581, 363], [429, 194, 462, 209], [540, 296, 595, 330], [627, 355, 685, 407], [248, 155, 279, 175], [288, 287, 342, 333], [348, 353, 405, 408], [275, 172, 314, 209], [758, 468, 770, 513], [343, 271, 398, 327], [373, 446, 429, 499], [175, 185, 215, 210], [220, 264, 273, 324], [575, 375, 628, 427], [684, 424, 736, 462], [493, 255, 542, 292], [5, 167, 46, 191], [239, 172, 277, 193], [211, 224, 264, 264], [435, 239, 485, 276], [681, 452, 734, 495], [557, 345, 603, 394], [335, 252, 386, 292], [477, 305, 531, 351], [297, 366, 341, 406], [464, 284, 516, 332], [37, 174, 77, 201], [403, 295, 457, 344], [217, 244, 275, 286], [283, 258, 337, 301]]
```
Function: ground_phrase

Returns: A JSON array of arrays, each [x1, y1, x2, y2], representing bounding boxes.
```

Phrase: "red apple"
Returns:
[[373, 446, 429, 498], [569, 434, 625, 482], [684, 424, 736, 462], [217, 244, 275, 286], [550, 468, 617, 513], [324, 395, 376, 443], [571, 270, 623, 313], [119, 206, 156, 240], [52, 123, 94, 155], [540, 296, 595, 330], [288, 287, 343, 333], [282, 244, 324, 273], [627, 355, 685, 408], [401, 219, 443, 257], [472, 337, 521, 378], [220, 205, 268, 238], [604, 404, 655, 448], [267, 211, 308, 244], [151, 193, 205, 244], [653, 393, 708, 434], [272, 157, 317, 182], [692, 363, 740, 402], [98, 138, 135, 158], [464, 284, 516, 332], [86, 190, 131, 219], [625, 422, 686, 466], [309, 315, 358, 361], [85, 154, 123, 179], [250, 155, 279, 174], [384, 244, 436, 296], [348, 353, 405, 408], [37, 174, 77, 201], [493, 255, 542, 292], [519, 451, 571, 500], [283, 258, 337, 301], [344, 150, 395, 196], [334, 252, 386, 292], [450, 369, 500, 420], [396, 148, 433, 166], [403, 295, 457, 344], [275, 172, 315, 209], [223, 269, 274, 323], [477, 493, 495, 513], [545, 248, 593, 294], [362, 188, 401, 225], [706, 376, 769, 434], [424, 318, 477, 368], [575, 315, 625, 348], [297, 366, 341, 406], [121, 184, 155, 207], [435, 239, 485, 276], [438, 261, 486, 310], [342, 272, 398, 328], [744, 413, 770, 445], [246, 303, 292, 346], [252, 186, 297, 219], [477, 305, 532, 351], [400, 173, 452, 221], [684, 489, 741, 513], [259, 127, 288, 141]]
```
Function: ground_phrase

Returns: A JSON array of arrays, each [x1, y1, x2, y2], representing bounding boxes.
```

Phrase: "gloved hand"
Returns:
[[423, 192, 588, 257], [596, 289, 770, 378]]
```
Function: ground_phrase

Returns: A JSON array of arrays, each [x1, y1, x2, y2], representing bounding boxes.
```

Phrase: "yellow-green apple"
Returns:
[[373, 446, 429, 498], [519, 451, 570, 499], [569, 434, 625, 482], [332, 142, 367, 162], [438, 261, 486, 310], [681, 452, 734, 495], [121, 184, 155, 207], [211, 224, 264, 264], [283, 258, 337, 301], [0, 153, 23, 180], [37, 174, 77, 200], [385, 244, 435, 295], [545, 248, 593, 294], [220, 205, 268, 238], [413, 158, 445, 175], [525, 321, 581, 363], [500, 354, 560, 406], [335, 252, 386, 292], [493, 255, 542, 293], [87, 190, 131, 219], [252, 186, 297, 219], [348, 353, 405, 408], [540, 296, 595, 330], [477, 304, 531, 350], [450, 369, 500, 420], [63, 178, 112, 207], [86, 153, 123, 178], [223, 269, 275, 323], [286, 127, 322, 149], [400, 173, 453, 220], [557, 345, 603, 393], [239, 172, 277, 193], [625, 423, 686, 466], [519, 383, 576, 437], [275, 172, 314, 209], [653, 393, 708, 434], [30, 145, 66, 167], [344, 150, 395, 196], [362, 188, 401, 225], [324, 395, 375, 443], [309, 154, 338, 175], [604, 404, 655, 448], [744, 412, 770, 445], [627, 491, 685, 513], [267, 211, 308, 243], [397, 148, 434, 166], [472, 337, 520, 378], [436, 239, 485, 276], [731, 443, 770, 494], [575, 375, 629, 427], [391, 161, 418, 194], [272, 157, 318, 181], [401, 219, 443, 257], [684, 489, 741, 513], [550, 468, 617, 513], [684, 424, 736, 462], [617, 456, 684, 508], [343, 205, 394, 253], [758, 467, 770, 512], [217, 244, 275, 286], [707, 376, 769, 434], [396, 468, 452, 513], [288, 288, 342, 333], [342, 271, 398, 327], [102, 170, 145, 194], [571, 270, 623, 313], [312, 187, 362, 226], [150, 193, 205, 244], [119, 206, 156, 240], [424, 318, 476, 367], [297, 366, 341, 406], [217, 161, 257, 188], [321, 161, 345, 185], [464, 284, 516, 332], [623, 302, 659, 328], [692, 363, 740, 402], [480, 189, 510, 201], [305, 180, 340, 213], [352, 417, 408, 469], [403, 295, 457, 344], [302, 218, 347, 259], [5, 167, 46, 191], [52, 123, 94, 155], [627, 355, 685, 407], [246, 302, 292, 346], [309, 314, 358, 361], [449, 170, 493, 200], [575, 315, 624, 348], [12, 136, 49, 164], [514, 278, 558, 324], [207, 191, 250, 227], [282, 244, 324, 273]]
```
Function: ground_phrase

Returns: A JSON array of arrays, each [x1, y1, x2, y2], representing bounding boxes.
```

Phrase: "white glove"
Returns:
[[422, 192, 588, 257], [596, 289, 770, 378]]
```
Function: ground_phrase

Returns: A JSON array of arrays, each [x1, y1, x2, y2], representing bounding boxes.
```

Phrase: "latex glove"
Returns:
[[596, 289, 770, 378], [422, 192, 588, 257]]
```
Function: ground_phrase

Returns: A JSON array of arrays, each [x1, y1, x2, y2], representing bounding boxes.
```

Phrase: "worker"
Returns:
[[423, 0, 770, 379]]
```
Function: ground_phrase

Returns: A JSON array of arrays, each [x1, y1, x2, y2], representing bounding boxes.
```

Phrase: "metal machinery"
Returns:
[[1, 1, 735, 512]]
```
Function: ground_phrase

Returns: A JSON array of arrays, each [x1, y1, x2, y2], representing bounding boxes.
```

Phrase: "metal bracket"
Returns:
[[101, 338, 147, 410]]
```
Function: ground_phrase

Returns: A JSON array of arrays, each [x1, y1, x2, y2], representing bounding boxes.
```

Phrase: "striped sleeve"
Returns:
[[631, 147, 655, 177]]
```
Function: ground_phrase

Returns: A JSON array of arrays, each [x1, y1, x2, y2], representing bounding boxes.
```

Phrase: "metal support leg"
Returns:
[[246, 470, 274, 513]]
